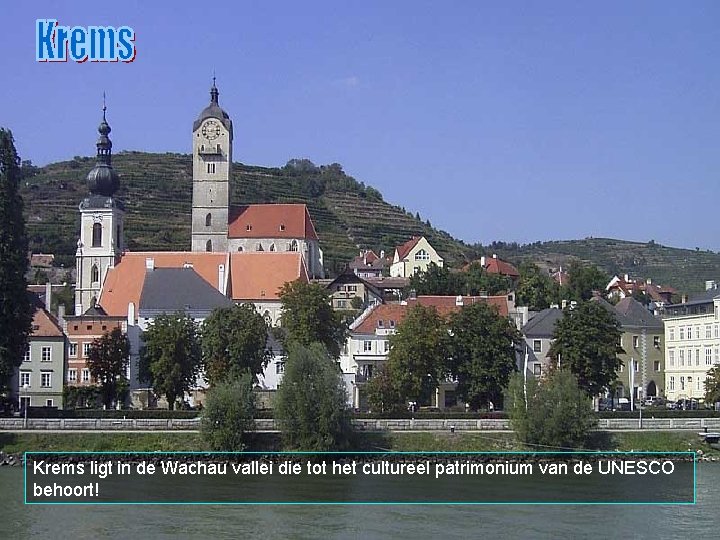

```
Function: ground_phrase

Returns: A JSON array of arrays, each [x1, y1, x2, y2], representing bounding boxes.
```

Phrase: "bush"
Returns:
[[275, 343, 353, 450], [201, 374, 256, 451], [508, 370, 596, 449]]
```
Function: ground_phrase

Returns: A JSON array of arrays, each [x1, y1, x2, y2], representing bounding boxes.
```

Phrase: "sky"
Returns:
[[2, 1, 719, 251]]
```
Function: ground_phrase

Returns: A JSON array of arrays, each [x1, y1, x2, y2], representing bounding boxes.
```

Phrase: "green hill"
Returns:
[[19, 152, 476, 275]]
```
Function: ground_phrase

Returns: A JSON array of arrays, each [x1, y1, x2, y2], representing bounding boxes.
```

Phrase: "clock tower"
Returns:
[[191, 79, 233, 252]]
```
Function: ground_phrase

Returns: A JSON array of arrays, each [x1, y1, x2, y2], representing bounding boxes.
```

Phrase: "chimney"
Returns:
[[681, 294, 688, 304], [561, 300, 568, 310], [646, 278, 652, 285], [145, 258, 155, 271], [480, 256, 486, 267], [492, 253, 498, 259], [58, 304, 66, 322], [380, 250, 385, 259], [624, 274, 629, 282], [45, 281, 52, 309], [706, 280, 716, 291], [218, 264, 225, 293], [455, 295, 463, 307], [127, 302, 135, 326]]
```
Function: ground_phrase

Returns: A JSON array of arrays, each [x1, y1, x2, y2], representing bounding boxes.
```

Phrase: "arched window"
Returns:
[[289, 240, 298, 252], [269, 243, 276, 252], [91, 264, 99, 284], [415, 249, 429, 261], [263, 310, 272, 325], [237, 246, 243, 252], [206, 240, 212, 252], [256, 243, 264, 252], [205, 213, 212, 227], [92, 223, 102, 247]]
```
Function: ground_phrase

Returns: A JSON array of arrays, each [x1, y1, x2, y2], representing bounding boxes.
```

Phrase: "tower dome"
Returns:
[[86, 104, 119, 197], [193, 78, 233, 140]]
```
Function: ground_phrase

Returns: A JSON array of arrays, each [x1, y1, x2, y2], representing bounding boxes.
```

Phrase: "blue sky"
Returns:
[[2, 1, 719, 251]]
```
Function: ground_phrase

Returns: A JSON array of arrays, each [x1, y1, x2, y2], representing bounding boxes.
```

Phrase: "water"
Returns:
[[2, 465, 719, 539]]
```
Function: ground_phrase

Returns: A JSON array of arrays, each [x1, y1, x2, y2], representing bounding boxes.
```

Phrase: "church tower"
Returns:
[[75, 103, 124, 315], [191, 79, 233, 252]]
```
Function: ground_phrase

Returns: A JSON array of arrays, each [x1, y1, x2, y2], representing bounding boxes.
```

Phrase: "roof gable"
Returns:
[[29, 293, 63, 338], [139, 268, 233, 313], [395, 236, 422, 260]]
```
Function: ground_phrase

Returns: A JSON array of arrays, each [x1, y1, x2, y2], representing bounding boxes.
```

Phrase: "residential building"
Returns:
[[520, 307, 563, 379], [464, 254, 520, 281], [389, 236, 443, 278], [349, 250, 391, 278], [323, 271, 383, 310], [606, 274, 676, 312], [662, 283, 720, 401]]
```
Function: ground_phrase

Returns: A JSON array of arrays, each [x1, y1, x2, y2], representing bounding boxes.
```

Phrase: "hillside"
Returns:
[[491, 238, 720, 295], [19, 153, 477, 275]]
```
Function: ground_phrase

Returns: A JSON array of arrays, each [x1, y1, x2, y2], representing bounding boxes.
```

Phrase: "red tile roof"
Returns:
[[228, 204, 318, 240], [99, 252, 228, 317], [484, 258, 519, 278], [353, 304, 409, 334], [29, 294, 64, 337], [394, 236, 421, 260], [229, 252, 308, 301]]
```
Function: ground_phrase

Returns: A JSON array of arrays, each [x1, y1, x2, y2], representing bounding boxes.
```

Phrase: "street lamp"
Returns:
[[22, 383, 30, 429]]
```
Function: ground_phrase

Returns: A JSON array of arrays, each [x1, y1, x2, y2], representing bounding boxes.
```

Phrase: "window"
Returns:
[[23, 346, 30, 362], [206, 240, 212, 252], [669, 328, 675, 341], [41, 346, 51, 362], [237, 246, 243, 252], [697, 378, 701, 391], [716, 325, 719, 338], [384, 341, 390, 352], [680, 327, 685, 340], [633, 360, 639, 372], [69, 343, 78, 357], [269, 243, 276, 252], [668, 349, 674, 367], [82, 369, 90, 383], [46, 399, 54, 407], [679, 350, 684, 366], [707, 348, 712, 366], [91, 264, 99, 284], [669, 376, 675, 391], [619, 363, 624, 372], [68, 369, 77, 383], [206, 163, 215, 174], [654, 336, 660, 348], [533, 364, 542, 376], [20, 371, 30, 387], [205, 213, 212, 227], [92, 223, 102, 247], [533, 340, 542, 353], [256, 243, 264, 251], [83, 343, 91, 357], [276, 362, 285, 375], [695, 326, 701, 339], [280, 224, 285, 231], [41, 372, 51, 388], [377, 320, 384, 328], [716, 348, 720, 364], [680, 376, 685, 391], [696, 349, 701, 366], [20, 397, 30, 409], [389, 320, 395, 328], [654, 361, 660, 371], [289, 240, 298, 252], [246, 224, 252, 232], [414, 249, 430, 261], [706, 325, 712, 339], [363, 341, 372, 352], [631, 336, 638, 348]]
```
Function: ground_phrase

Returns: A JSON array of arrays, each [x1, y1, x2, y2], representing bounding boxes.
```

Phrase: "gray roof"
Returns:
[[139, 268, 233, 315], [521, 308, 563, 338], [665, 287, 720, 309], [614, 297, 663, 330], [193, 84, 233, 137]]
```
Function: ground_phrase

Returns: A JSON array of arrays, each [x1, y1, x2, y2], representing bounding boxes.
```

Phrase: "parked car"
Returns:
[[614, 398, 631, 411], [643, 396, 664, 407], [675, 398, 699, 410]]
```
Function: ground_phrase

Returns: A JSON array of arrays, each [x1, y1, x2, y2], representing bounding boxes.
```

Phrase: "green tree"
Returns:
[[364, 364, 404, 414], [201, 303, 270, 386], [86, 328, 130, 409], [449, 303, 521, 410], [508, 369, 597, 449], [274, 343, 353, 450], [387, 305, 450, 405], [548, 301, 624, 396], [408, 262, 464, 296], [140, 313, 202, 410], [516, 262, 560, 311], [464, 262, 513, 296], [201, 374, 256, 451], [704, 366, 720, 406], [279, 281, 347, 358], [0, 128, 33, 392], [565, 260, 609, 301]]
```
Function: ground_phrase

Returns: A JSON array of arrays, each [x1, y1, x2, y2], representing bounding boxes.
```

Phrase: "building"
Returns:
[[465, 254, 520, 281], [349, 250, 391, 278], [389, 236, 443, 278], [662, 283, 720, 401], [606, 274, 676, 312], [323, 271, 383, 310], [13, 293, 66, 409], [520, 307, 563, 379]]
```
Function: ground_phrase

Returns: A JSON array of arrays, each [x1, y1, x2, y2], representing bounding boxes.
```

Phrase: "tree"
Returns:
[[704, 366, 720, 406], [201, 374, 256, 451], [0, 128, 33, 392], [449, 302, 521, 410], [279, 281, 347, 358], [507, 369, 596, 449], [516, 262, 560, 311], [140, 313, 202, 410], [86, 328, 130, 409], [548, 301, 624, 396], [387, 305, 450, 405], [274, 343, 353, 451], [464, 262, 513, 296], [201, 303, 270, 386], [408, 263, 463, 296], [565, 260, 609, 301], [364, 364, 404, 414]]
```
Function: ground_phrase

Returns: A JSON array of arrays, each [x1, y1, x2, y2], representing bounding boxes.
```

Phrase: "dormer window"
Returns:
[[378, 320, 384, 328], [246, 224, 252, 231], [389, 320, 395, 328], [280, 224, 286, 232]]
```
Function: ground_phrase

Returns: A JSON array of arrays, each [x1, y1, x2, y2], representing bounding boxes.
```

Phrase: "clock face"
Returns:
[[202, 120, 221, 140]]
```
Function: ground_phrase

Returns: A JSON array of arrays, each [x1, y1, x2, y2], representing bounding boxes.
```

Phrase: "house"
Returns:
[[520, 307, 564, 379], [464, 254, 520, 281], [349, 250, 391, 278], [13, 292, 66, 409], [323, 271, 383, 310], [606, 274, 676, 310], [389, 236, 443, 278], [364, 276, 410, 303], [661, 282, 720, 401]]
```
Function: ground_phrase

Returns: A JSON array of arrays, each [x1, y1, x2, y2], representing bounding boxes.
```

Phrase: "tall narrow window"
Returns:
[[90, 264, 99, 284], [269, 243, 276, 252], [92, 223, 102, 247], [206, 240, 212, 252], [289, 240, 298, 252], [205, 213, 212, 227]]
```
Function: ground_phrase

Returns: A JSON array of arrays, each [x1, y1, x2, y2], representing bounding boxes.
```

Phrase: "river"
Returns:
[[1, 464, 718, 539]]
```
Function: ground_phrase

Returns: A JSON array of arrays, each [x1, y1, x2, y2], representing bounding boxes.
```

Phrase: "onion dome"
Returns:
[[193, 77, 233, 140], [86, 104, 119, 197]]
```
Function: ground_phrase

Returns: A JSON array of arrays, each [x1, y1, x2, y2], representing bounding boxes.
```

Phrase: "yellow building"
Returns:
[[389, 236, 443, 278]]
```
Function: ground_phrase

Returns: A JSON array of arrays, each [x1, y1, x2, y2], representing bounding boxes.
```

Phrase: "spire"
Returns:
[[85, 94, 119, 197], [96, 93, 112, 165], [210, 76, 219, 105]]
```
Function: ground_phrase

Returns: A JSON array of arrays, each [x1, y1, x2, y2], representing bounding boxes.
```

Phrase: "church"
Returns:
[[73, 80, 324, 324]]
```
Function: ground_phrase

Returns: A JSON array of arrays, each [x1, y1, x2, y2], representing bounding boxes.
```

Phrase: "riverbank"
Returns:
[[1, 430, 718, 457]]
